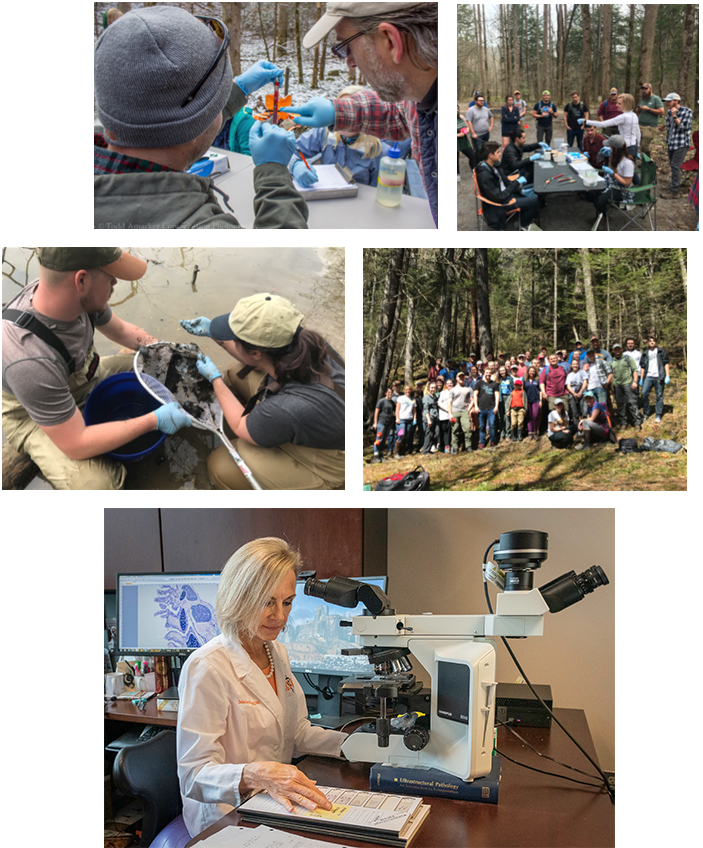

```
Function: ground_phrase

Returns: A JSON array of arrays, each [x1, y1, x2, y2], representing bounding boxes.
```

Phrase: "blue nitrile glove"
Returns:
[[235, 60, 284, 96], [577, 118, 584, 126], [249, 122, 297, 167], [665, 376, 671, 385], [179, 317, 211, 337], [187, 158, 214, 177], [539, 142, 550, 151], [601, 147, 611, 158], [517, 176, 527, 185], [522, 187, 535, 197], [196, 354, 223, 383], [292, 158, 319, 186], [530, 153, 542, 161], [602, 166, 614, 176], [154, 402, 192, 435], [287, 96, 336, 128]]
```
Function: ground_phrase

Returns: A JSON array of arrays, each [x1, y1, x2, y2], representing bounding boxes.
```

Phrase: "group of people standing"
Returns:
[[458, 83, 696, 228], [372, 335, 672, 460]]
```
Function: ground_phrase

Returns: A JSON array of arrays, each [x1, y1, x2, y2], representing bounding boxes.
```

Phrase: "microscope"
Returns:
[[304, 530, 608, 783]]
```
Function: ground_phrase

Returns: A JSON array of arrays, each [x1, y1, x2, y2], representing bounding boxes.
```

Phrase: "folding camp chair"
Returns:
[[605, 153, 657, 231], [681, 130, 699, 189], [472, 169, 522, 231]]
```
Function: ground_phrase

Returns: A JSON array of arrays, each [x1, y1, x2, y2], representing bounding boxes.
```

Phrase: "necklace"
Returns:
[[262, 641, 275, 679]]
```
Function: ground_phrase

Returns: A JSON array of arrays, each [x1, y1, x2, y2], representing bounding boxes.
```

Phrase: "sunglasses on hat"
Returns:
[[181, 16, 230, 108]]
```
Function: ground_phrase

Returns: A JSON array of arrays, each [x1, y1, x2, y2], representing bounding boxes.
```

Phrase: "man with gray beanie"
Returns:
[[94, 6, 308, 229], [287, 2, 438, 226]]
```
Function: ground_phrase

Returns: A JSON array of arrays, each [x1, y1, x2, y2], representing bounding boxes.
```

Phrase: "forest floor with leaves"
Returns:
[[457, 114, 698, 232], [362, 372, 687, 492]]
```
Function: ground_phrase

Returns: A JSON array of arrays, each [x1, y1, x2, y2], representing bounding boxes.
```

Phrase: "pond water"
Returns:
[[2, 246, 344, 490]]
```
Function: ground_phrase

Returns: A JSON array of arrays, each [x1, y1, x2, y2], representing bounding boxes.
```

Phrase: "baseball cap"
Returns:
[[609, 87, 618, 94], [514, 379, 523, 387], [641, 83, 652, 89], [612, 341, 622, 349], [510, 364, 518, 370], [303, 2, 423, 48], [606, 134, 626, 148], [583, 391, 595, 399], [210, 293, 304, 349], [37, 248, 147, 280], [542, 90, 550, 96], [663, 92, 682, 101]]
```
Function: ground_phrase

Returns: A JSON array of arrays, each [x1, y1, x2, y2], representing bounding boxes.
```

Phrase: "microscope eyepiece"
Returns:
[[539, 565, 609, 613]]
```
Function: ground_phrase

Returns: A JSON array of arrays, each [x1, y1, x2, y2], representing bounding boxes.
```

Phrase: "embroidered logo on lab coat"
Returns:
[[238, 699, 261, 706], [284, 676, 295, 693]]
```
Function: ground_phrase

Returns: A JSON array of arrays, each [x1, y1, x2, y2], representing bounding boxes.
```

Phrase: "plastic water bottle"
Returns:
[[376, 143, 406, 207]]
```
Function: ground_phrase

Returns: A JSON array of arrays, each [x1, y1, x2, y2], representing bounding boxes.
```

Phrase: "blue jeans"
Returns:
[[478, 409, 497, 446], [641, 376, 664, 418], [591, 386, 608, 404], [567, 128, 584, 151]]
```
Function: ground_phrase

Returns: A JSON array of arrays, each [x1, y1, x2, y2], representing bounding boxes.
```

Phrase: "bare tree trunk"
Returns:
[[257, 4, 271, 62], [579, 248, 598, 337], [404, 293, 416, 386], [535, 5, 541, 102], [512, 4, 519, 94], [475, 249, 493, 360], [476, 5, 486, 96], [278, 2, 289, 58], [677, 248, 687, 292], [601, 4, 611, 102], [294, 3, 304, 84], [624, 5, 635, 94], [581, 5, 592, 107], [636, 5, 659, 92], [272, 4, 278, 62], [439, 249, 454, 361], [553, 249, 558, 351], [678, 5, 696, 106], [363, 249, 405, 422], [542, 4, 549, 93], [311, 2, 322, 89], [222, 3, 242, 77]]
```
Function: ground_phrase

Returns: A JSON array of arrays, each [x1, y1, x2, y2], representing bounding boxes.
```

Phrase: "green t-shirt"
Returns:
[[638, 94, 664, 127]]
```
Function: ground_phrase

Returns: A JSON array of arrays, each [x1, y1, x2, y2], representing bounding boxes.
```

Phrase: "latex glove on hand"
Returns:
[[665, 376, 671, 385], [235, 60, 284, 96], [530, 153, 542, 161], [179, 317, 211, 337], [287, 97, 336, 128], [249, 122, 297, 167], [196, 354, 223, 383], [601, 166, 614, 176], [539, 142, 550, 151], [601, 147, 611, 158], [522, 187, 535, 197], [154, 402, 192, 435], [517, 176, 527, 185], [577, 118, 584, 126], [292, 158, 319, 186]]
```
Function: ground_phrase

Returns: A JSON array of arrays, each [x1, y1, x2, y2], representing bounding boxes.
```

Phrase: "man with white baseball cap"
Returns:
[[2, 248, 190, 489], [287, 3, 438, 225], [180, 293, 345, 490]]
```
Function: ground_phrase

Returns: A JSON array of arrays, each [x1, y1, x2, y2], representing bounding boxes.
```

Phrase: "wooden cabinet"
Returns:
[[105, 509, 387, 590]]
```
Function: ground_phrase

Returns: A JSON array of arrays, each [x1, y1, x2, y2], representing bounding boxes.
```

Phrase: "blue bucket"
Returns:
[[83, 372, 167, 462]]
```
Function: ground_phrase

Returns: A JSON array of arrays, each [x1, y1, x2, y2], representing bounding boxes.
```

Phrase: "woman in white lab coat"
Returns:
[[177, 538, 347, 839]]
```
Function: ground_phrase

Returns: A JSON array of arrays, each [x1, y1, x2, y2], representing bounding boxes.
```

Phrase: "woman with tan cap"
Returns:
[[180, 293, 344, 490]]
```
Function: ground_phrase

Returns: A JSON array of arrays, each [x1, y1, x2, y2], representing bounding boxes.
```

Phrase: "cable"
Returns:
[[482, 542, 615, 802], [303, 672, 335, 701], [496, 718, 601, 780], [495, 748, 605, 790]]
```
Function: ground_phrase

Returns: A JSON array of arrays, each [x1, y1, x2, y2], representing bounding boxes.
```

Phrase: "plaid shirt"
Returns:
[[94, 143, 176, 175], [586, 357, 612, 388], [334, 91, 419, 168], [665, 105, 692, 150]]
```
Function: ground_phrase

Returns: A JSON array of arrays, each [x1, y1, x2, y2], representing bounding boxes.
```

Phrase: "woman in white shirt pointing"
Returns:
[[177, 538, 346, 839], [582, 93, 641, 159]]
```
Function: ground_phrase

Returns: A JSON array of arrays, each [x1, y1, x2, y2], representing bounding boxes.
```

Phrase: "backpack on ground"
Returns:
[[374, 466, 430, 491]]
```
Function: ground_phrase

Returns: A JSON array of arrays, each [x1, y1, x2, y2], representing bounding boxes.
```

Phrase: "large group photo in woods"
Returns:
[[457, 4, 699, 232], [93, 2, 438, 229], [363, 248, 687, 492]]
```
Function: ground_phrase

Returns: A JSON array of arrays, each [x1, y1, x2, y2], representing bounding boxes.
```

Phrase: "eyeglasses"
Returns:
[[181, 16, 230, 108], [331, 27, 377, 59]]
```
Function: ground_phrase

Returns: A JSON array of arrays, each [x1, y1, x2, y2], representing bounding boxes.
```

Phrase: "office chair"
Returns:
[[112, 729, 189, 848]]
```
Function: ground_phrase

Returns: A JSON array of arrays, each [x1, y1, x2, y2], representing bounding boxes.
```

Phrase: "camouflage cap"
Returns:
[[37, 248, 147, 280]]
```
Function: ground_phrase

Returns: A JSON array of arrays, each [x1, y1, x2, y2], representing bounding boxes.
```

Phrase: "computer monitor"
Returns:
[[117, 572, 221, 656], [278, 575, 388, 676]]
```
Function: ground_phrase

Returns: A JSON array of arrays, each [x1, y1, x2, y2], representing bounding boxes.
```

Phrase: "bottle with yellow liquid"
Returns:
[[376, 143, 406, 207]]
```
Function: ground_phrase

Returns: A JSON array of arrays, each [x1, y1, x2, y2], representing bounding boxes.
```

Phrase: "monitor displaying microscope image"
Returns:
[[117, 572, 221, 655], [278, 576, 388, 676]]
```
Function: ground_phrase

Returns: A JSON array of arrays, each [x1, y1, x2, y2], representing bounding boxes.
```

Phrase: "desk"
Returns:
[[533, 157, 605, 195], [104, 696, 177, 729], [210, 148, 435, 229], [186, 708, 614, 848]]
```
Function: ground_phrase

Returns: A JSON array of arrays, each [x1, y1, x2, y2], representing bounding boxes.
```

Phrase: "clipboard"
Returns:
[[292, 163, 359, 200]]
